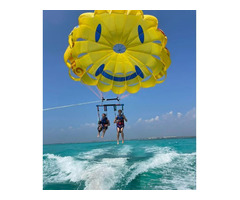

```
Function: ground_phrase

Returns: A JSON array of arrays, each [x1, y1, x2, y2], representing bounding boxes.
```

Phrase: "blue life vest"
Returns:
[[116, 115, 124, 125], [101, 117, 108, 125]]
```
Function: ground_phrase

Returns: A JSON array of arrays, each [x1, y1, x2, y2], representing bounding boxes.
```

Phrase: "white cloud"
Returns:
[[145, 115, 160, 123], [85, 122, 97, 128], [185, 108, 196, 119], [145, 118, 154, 123], [136, 118, 142, 123], [177, 112, 182, 118], [136, 108, 196, 124], [130, 108, 196, 137], [162, 111, 173, 119]]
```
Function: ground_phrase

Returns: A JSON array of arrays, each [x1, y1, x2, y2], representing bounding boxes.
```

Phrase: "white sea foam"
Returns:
[[43, 154, 87, 184], [126, 147, 178, 185], [116, 145, 132, 156], [43, 151, 129, 190], [144, 146, 171, 153], [77, 147, 111, 160], [43, 145, 196, 190], [157, 170, 196, 190], [155, 152, 196, 190], [82, 157, 128, 190]]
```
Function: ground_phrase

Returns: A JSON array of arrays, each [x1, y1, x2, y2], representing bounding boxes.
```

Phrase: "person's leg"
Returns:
[[121, 128, 124, 144], [97, 125, 102, 137], [117, 127, 120, 144], [101, 128, 106, 138]]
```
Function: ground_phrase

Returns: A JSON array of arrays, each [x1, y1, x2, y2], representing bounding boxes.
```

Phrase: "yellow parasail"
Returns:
[[64, 10, 171, 95]]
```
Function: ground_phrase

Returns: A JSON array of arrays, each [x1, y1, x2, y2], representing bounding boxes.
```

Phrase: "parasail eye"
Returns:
[[138, 25, 144, 43], [95, 24, 102, 42]]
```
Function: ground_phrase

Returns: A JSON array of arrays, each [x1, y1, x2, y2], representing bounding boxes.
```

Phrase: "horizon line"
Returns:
[[43, 135, 196, 145]]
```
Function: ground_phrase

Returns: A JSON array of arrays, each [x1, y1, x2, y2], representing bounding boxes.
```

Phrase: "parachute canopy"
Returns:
[[64, 10, 171, 94]]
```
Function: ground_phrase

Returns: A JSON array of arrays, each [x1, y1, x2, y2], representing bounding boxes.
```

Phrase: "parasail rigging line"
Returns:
[[43, 100, 101, 111]]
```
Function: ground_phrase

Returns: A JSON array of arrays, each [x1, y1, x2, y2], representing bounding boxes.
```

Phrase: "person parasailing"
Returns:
[[97, 113, 110, 138], [114, 109, 127, 144]]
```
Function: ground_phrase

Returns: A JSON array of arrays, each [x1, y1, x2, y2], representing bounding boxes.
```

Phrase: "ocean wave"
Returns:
[[155, 152, 196, 190], [126, 147, 178, 185], [43, 154, 87, 184], [82, 157, 128, 190], [43, 152, 129, 190], [77, 147, 111, 160], [116, 145, 132, 156], [43, 141, 196, 190], [157, 170, 196, 190]]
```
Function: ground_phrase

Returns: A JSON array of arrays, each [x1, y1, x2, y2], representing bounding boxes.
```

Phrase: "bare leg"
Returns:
[[117, 128, 120, 144], [97, 125, 102, 137], [101, 128, 106, 138], [121, 128, 124, 144]]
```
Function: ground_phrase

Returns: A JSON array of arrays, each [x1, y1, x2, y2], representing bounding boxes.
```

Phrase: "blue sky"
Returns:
[[43, 10, 196, 144]]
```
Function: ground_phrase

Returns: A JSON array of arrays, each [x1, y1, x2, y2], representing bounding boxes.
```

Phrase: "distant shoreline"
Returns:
[[43, 135, 196, 146]]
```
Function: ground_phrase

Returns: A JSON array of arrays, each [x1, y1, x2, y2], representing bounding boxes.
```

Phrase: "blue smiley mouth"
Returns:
[[95, 64, 144, 82]]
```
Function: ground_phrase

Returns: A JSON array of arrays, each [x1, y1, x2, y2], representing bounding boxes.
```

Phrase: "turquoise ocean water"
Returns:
[[43, 137, 196, 190]]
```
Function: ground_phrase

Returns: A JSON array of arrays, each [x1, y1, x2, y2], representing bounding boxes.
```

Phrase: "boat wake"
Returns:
[[43, 143, 196, 190]]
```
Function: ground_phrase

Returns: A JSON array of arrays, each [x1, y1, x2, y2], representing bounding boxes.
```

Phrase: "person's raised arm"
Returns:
[[123, 115, 128, 122]]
